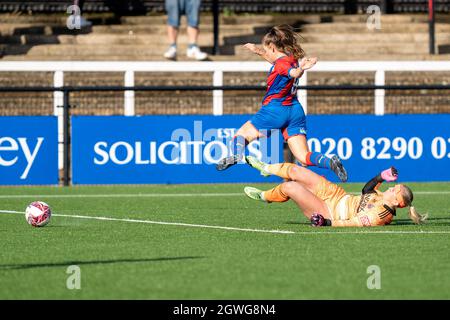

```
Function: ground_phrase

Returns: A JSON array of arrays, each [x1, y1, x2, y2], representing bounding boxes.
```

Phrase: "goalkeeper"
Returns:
[[244, 156, 427, 227]]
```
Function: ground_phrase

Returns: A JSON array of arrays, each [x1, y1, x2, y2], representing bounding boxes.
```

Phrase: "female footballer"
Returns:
[[243, 156, 427, 227], [215, 24, 348, 182]]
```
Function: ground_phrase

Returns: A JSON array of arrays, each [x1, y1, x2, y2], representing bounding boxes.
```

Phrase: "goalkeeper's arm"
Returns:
[[331, 208, 393, 227], [311, 212, 389, 227], [362, 167, 398, 194], [311, 212, 384, 227]]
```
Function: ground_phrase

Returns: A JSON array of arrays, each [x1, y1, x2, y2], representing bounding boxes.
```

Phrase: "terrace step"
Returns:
[[3, 53, 450, 61], [49, 32, 444, 46], [0, 23, 269, 36], [0, 41, 432, 57], [300, 23, 450, 33]]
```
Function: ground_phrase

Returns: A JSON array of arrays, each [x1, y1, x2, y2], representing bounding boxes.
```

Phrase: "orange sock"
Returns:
[[266, 163, 295, 179], [263, 184, 290, 203]]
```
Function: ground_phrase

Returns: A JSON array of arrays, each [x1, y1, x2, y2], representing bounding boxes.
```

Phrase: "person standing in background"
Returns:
[[164, 0, 208, 60]]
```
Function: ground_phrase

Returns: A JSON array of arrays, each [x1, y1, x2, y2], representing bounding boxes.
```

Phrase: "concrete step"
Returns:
[[302, 32, 450, 43], [3, 20, 449, 37], [330, 14, 429, 24], [0, 53, 247, 61], [235, 42, 431, 55], [6, 44, 212, 56], [0, 13, 446, 26], [325, 14, 450, 23], [0, 23, 268, 37], [1, 33, 246, 46], [0, 34, 62, 45], [225, 32, 450, 44], [92, 24, 268, 34], [67, 33, 450, 46], [300, 23, 450, 33], [3, 52, 449, 62], [119, 14, 450, 25], [0, 12, 115, 23], [119, 14, 302, 25], [0, 24, 36, 35], [1, 41, 429, 57], [3, 32, 449, 49], [0, 24, 92, 36], [0, 24, 58, 36], [0, 14, 67, 24], [2, 13, 446, 26]]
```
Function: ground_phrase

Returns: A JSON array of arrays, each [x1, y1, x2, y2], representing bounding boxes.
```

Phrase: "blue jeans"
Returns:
[[165, 0, 201, 28]]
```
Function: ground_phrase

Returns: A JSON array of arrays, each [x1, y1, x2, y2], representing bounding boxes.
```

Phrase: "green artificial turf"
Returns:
[[0, 183, 449, 299]]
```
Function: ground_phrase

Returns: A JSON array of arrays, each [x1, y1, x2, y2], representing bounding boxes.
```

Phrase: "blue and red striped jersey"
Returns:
[[262, 55, 299, 106]]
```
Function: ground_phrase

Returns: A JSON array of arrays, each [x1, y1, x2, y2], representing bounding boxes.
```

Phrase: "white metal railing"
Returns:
[[1, 61, 449, 115], [1, 60, 449, 169]]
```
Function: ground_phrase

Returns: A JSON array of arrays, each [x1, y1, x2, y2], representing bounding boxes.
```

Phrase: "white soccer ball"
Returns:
[[25, 201, 52, 227]]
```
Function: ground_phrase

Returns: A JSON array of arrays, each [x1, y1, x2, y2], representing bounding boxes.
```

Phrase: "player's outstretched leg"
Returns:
[[329, 155, 348, 183], [287, 136, 348, 182], [244, 186, 266, 202], [245, 156, 271, 177], [303, 151, 348, 183], [246, 156, 295, 180], [244, 184, 290, 203]]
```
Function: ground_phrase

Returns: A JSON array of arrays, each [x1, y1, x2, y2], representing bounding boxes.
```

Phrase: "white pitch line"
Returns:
[[1, 209, 449, 235], [0, 210, 293, 234], [0, 190, 449, 199], [0, 193, 243, 199], [295, 230, 450, 235], [408, 191, 450, 195]]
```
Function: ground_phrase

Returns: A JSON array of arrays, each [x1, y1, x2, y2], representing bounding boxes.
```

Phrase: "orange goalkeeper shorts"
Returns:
[[313, 177, 349, 221]]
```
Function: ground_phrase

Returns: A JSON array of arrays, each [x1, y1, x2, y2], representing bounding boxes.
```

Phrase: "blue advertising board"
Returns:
[[0, 116, 58, 185], [72, 115, 284, 184], [71, 114, 450, 184], [306, 114, 450, 183]]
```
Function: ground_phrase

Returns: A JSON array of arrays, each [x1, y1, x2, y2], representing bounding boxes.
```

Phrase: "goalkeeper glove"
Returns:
[[310, 213, 331, 227], [381, 166, 398, 182]]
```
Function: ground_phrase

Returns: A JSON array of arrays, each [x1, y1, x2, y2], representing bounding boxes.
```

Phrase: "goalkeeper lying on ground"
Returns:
[[244, 156, 427, 227]]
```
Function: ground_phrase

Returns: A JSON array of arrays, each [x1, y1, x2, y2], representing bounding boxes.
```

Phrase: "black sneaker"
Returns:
[[330, 155, 348, 182], [216, 154, 240, 171]]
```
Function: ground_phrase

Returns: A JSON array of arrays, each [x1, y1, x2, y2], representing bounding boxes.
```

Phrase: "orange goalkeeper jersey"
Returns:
[[313, 177, 396, 227], [332, 190, 395, 227]]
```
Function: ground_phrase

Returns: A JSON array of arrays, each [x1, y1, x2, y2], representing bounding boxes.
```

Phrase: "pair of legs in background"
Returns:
[[216, 101, 348, 182], [164, 0, 208, 60]]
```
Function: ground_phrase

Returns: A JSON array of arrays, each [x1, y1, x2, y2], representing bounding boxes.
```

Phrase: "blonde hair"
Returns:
[[408, 206, 428, 225], [262, 25, 305, 60], [401, 185, 428, 224]]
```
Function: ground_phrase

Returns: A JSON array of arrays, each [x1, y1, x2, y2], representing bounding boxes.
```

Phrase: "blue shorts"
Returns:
[[165, 0, 201, 28], [250, 102, 307, 141]]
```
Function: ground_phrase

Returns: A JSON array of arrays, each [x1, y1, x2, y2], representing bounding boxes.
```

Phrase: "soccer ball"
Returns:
[[25, 201, 51, 227]]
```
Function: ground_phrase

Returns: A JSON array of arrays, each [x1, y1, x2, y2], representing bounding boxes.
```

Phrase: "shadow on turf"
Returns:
[[287, 217, 450, 226], [0, 256, 205, 271], [393, 217, 450, 226], [285, 221, 310, 225]]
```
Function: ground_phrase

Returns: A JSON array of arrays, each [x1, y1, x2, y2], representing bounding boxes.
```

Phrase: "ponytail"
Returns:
[[263, 25, 306, 60], [408, 206, 428, 224], [400, 185, 427, 224]]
